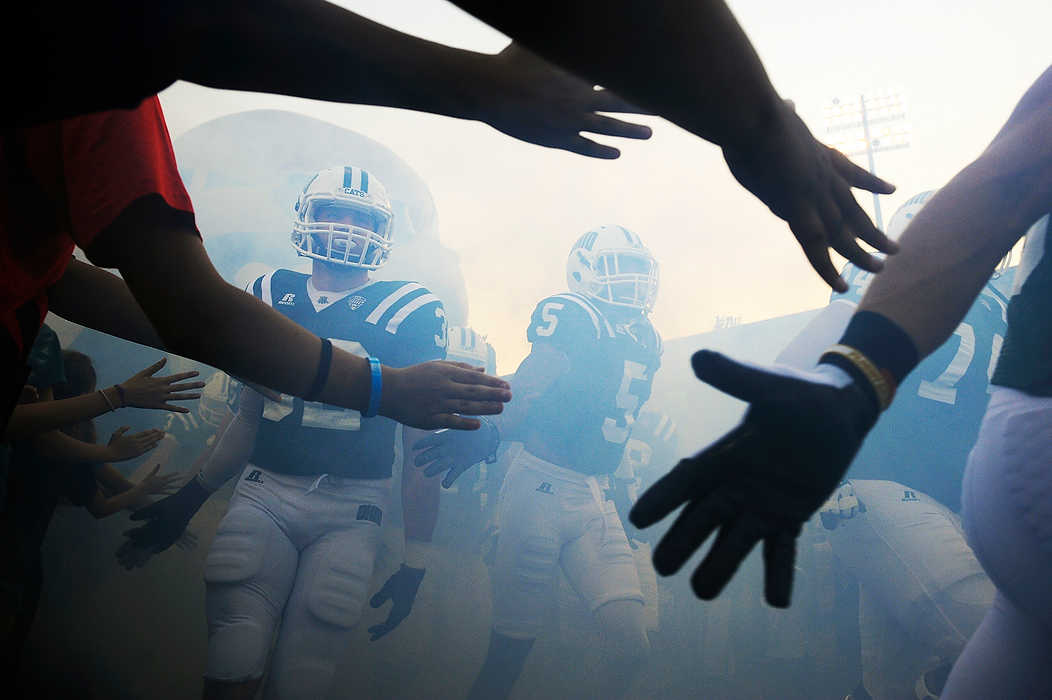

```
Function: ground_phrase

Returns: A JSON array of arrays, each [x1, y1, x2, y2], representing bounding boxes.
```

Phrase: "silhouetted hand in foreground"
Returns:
[[722, 100, 897, 291], [630, 349, 879, 607]]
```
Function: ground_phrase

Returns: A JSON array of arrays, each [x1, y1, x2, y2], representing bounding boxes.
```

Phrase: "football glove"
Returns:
[[368, 564, 426, 641], [629, 349, 879, 608], [118, 475, 211, 568], [413, 418, 500, 488]]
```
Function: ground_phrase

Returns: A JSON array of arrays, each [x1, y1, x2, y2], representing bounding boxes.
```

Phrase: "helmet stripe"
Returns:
[[343, 166, 353, 189], [361, 169, 369, 193]]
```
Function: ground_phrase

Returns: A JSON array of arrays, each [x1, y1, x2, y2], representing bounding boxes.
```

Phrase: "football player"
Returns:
[[118, 166, 448, 700], [817, 480, 994, 700], [417, 225, 662, 699]]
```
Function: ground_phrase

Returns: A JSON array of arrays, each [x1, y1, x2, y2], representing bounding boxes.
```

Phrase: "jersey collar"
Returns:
[[306, 277, 371, 313]]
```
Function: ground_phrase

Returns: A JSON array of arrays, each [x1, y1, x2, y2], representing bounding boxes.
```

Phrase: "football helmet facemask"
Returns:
[[566, 225, 659, 313], [292, 166, 394, 269]]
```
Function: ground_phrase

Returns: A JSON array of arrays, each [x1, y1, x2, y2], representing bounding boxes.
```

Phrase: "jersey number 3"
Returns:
[[603, 360, 648, 444]]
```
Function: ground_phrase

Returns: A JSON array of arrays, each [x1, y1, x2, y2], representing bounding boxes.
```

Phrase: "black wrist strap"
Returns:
[[304, 338, 333, 403]]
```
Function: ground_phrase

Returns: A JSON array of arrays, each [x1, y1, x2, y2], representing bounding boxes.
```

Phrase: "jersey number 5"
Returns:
[[603, 360, 648, 444]]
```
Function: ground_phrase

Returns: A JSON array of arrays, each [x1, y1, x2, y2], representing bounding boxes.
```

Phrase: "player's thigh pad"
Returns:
[[490, 464, 561, 639], [204, 504, 299, 681], [563, 500, 644, 613], [297, 525, 380, 628]]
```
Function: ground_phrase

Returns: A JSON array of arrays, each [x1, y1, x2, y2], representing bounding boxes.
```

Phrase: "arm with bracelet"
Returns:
[[630, 64, 1052, 608]]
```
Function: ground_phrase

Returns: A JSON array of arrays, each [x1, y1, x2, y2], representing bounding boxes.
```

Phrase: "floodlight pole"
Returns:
[[857, 94, 884, 231]]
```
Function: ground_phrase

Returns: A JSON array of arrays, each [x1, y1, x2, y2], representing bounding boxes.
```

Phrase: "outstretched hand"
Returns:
[[413, 419, 499, 488], [368, 564, 426, 641], [722, 100, 897, 291], [473, 43, 653, 159], [106, 426, 165, 461], [383, 362, 511, 431], [630, 350, 879, 607], [117, 476, 212, 569], [119, 357, 206, 413]]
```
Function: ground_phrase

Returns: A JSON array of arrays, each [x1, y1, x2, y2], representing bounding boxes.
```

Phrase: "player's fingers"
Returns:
[[652, 494, 737, 576], [833, 184, 899, 256], [369, 591, 390, 609], [137, 358, 167, 377], [581, 113, 652, 140], [423, 458, 455, 478], [413, 446, 443, 467], [763, 531, 797, 608], [817, 194, 884, 274], [790, 207, 847, 292], [163, 372, 201, 385], [691, 517, 765, 600], [442, 463, 473, 489], [432, 414, 481, 431], [829, 147, 896, 194], [691, 351, 803, 404], [630, 437, 745, 528], [411, 433, 443, 451], [443, 364, 509, 388], [564, 134, 621, 160], [166, 392, 203, 402], [368, 623, 394, 641]]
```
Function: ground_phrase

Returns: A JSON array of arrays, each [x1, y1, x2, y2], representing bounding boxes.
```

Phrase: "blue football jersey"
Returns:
[[524, 293, 662, 475], [835, 264, 1009, 511], [247, 269, 447, 479]]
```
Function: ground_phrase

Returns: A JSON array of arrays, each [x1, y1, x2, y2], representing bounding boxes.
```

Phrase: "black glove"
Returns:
[[629, 349, 879, 608], [413, 418, 499, 488], [117, 475, 211, 567], [368, 564, 426, 641]]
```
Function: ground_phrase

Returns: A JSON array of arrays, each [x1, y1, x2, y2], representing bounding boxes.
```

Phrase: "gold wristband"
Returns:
[[824, 344, 895, 411]]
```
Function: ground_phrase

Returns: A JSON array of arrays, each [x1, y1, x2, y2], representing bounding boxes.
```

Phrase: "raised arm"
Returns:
[[452, 0, 898, 288], [66, 200, 510, 431]]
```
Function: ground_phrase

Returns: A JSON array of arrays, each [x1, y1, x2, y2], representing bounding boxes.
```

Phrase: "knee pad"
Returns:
[[204, 508, 269, 585]]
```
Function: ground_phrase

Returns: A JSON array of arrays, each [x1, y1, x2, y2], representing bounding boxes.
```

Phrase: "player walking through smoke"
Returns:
[[119, 166, 449, 700], [417, 226, 662, 699]]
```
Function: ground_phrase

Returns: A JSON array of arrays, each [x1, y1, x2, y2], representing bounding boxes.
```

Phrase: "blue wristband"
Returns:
[[364, 357, 382, 418]]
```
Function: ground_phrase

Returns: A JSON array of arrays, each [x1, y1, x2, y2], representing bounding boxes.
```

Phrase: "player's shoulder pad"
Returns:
[[636, 316, 663, 357], [248, 268, 304, 306], [528, 292, 615, 344], [362, 280, 443, 335]]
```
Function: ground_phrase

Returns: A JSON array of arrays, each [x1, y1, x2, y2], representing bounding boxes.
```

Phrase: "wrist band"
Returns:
[[820, 345, 895, 411], [363, 357, 382, 418], [114, 384, 126, 408], [837, 311, 919, 385], [98, 389, 117, 412], [304, 338, 333, 402]]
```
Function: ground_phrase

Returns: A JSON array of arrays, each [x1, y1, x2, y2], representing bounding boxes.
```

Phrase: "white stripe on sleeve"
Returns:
[[386, 293, 439, 334], [365, 283, 423, 325]]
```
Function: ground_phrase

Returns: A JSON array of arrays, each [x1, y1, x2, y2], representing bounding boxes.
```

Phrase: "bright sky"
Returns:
[[159, 0, 1051, 374]]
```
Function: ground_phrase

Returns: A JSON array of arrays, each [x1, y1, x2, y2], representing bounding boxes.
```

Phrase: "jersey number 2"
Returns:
[[603, 360, 648, 444]]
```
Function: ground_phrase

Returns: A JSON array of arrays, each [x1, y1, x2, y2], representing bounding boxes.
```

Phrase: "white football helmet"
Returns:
[[566, 225, 659, 313], [291, 166, 394, 269], [886, 190, 936, 241]]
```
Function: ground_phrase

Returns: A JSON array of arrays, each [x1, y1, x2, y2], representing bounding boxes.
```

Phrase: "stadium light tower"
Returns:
[[824, 89, 910, 231]]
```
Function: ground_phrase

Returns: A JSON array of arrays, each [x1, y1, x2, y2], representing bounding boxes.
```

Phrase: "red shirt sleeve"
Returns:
[[61, 95, 196, 249]]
